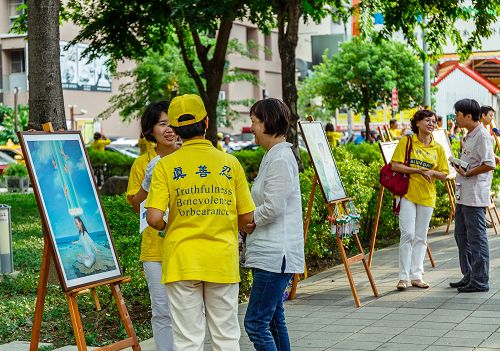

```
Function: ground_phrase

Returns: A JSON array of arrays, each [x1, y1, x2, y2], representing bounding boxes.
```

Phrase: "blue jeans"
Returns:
[[244, 258, 293, 351], [454, 204, 489, 289]]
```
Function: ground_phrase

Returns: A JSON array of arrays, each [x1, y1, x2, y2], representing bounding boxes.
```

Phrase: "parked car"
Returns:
[[232, 126, 254, 150], [105, 144, 140, 159], [0, 152, 16, 174], [110, 138, 138, 147]]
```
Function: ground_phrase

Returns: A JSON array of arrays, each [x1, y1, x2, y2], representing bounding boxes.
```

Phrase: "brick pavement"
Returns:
[[3, 224, 500, 351]]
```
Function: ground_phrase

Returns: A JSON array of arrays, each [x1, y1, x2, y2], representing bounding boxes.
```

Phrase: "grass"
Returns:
[[0, 193, 152, 348]]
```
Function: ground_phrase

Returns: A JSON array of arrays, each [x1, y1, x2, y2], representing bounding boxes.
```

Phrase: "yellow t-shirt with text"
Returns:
[[126, 148, 164, 261], [391, 134, 449, 208], [145, 139, 255, 284]]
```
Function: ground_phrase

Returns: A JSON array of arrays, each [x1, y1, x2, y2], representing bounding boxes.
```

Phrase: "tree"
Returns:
[[98, 44, 200, 122], [249, 0, 349, 164], [98, 40, 259, 124], [27, 0, 66, 130], [359, 0, 499, 59], [302, 37, 423, 137], [68, 0, 257, 144]]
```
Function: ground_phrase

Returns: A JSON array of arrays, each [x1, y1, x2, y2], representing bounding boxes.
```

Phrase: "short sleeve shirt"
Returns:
[[145, 139, 255, 284], [392, 134, 449, 208], [90, 139, 111, 152], [126, 148, 164, 261], [456, 124, 495, 207]]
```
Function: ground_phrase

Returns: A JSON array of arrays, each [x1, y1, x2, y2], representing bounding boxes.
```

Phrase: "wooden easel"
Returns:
[[29, 123, 141, 351], [368, 127, 436, 268], [289, 174, 378, 307], [289, 119, 378, 307]]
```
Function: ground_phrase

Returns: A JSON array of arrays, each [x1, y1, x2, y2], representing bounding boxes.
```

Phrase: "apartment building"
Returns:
[[0, 0, 141, 142], [0, 1, 284, 139]]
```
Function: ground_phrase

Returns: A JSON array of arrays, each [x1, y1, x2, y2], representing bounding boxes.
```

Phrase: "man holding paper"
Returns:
[[450, 98, 495, 293]]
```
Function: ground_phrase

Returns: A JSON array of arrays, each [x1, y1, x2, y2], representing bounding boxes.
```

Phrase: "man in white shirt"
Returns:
[[450, 98, 495, 293]]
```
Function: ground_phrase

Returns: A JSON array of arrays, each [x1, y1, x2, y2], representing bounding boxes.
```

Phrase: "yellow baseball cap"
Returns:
[[168, 94, 207, 127]]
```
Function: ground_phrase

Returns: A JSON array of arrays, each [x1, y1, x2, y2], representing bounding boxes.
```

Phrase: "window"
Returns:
[[246, 27, 258, 57], [9, 0, 24, 18], [10, 51, 25, 73], [264, 34, 272, 61], [9, 0, 24, 27]]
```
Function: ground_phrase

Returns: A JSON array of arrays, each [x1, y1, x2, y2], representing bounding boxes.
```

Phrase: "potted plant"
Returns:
[[4, 164, 29, 192]]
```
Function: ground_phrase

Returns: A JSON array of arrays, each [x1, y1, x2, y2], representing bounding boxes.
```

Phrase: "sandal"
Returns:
[[411, 279, 429, 289], [396, 280, 407, 290]]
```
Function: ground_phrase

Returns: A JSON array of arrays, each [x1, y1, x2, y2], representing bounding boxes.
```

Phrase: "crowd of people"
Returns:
[[127, 95, 303, 351], [124, 93, 497, 350]]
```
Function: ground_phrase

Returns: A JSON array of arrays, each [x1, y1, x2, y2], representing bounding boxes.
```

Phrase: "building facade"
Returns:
[[0, 0, 141, 143]]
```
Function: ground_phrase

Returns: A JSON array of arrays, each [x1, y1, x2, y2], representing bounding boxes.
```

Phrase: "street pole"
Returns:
[[13, 87, 19, 132], [69, 105, 75, 130], [423, 18, 431, 108]]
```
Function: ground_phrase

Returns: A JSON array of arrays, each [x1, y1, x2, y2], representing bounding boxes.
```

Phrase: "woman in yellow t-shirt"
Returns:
[[390, 110, 449, 291], [126, 101, 179, 351]]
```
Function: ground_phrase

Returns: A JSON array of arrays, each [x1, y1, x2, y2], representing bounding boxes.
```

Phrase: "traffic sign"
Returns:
[[391, 87, 399, 112]]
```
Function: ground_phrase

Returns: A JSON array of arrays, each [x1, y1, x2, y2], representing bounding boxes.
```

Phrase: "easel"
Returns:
[[368, 127, 436, 268], [28, 123, 141, 351], [290, 119, 378, 307]]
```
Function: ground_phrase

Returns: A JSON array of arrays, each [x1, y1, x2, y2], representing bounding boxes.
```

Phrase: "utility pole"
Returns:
[[423, 18, 431, 108], [13, 87, 19, 132]]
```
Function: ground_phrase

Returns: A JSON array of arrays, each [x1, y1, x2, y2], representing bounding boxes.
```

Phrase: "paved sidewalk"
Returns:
[[3, 224, 500, 351]]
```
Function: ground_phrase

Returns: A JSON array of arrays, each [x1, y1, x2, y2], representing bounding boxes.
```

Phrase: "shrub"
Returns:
[[87, 149, 135, 185], [4, 163, 28, 177], [234, 141, 454, 268]]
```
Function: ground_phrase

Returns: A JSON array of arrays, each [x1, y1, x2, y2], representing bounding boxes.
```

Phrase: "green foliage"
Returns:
[[100, 195, 147, 299], [87, 149, 135, 180], [233, 147, 266, 181], [301, 37, 423, 129], [99, 37, 260, 128], [98, 44, 200, 122], [360, 0, 499, 60], [4, 163, 28, 177], [0, 104, 29, 144]]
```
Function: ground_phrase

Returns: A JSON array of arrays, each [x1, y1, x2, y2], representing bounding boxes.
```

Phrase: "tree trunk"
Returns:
[[364, 107, 371, 141], [275, 0, 303, 169], [27, 0, 65, 130]]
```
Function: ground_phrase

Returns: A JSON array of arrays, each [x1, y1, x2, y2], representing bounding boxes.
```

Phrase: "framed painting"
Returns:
[[299, 121, 347, 203], [432, 129, 456, 178], [18, 132, 122, 291], [379, 141, 399, 165]]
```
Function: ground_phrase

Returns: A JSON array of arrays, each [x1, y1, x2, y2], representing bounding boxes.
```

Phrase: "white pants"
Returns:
[[398, 197, 434, 281], [143, 261, 174, 351], [166, 280, 240, 351]]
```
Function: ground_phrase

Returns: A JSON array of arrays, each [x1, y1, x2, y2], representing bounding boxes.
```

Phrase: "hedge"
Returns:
[[87, 148, 135, 185]]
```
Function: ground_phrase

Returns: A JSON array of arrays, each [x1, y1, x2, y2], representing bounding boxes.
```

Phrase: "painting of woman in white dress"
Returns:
[[72, 216, 98, 268]]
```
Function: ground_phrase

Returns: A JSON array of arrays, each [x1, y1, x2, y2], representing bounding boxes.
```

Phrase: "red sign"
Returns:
[[392, 87, 399, 112]]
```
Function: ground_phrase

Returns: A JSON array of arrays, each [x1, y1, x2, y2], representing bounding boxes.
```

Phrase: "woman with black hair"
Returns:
[[72, 216, 98, 268], [243, 98, 304, 351], [390, 110, 449, 290], [126, 100, 178, 351]]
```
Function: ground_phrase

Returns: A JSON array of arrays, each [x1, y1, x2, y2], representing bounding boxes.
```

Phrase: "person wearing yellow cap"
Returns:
[[145, 94, 255, 350], [216, 131, 226, 152]]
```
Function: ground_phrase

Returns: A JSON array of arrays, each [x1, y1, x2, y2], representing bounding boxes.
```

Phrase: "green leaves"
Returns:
[[300, 36, 423, 125], [361, 0, 499, 60]]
